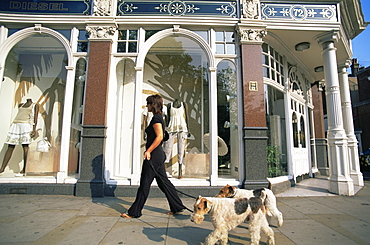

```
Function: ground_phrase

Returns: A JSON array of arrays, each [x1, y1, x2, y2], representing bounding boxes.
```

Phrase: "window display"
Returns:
[[143, 36, 209, 178], [0, 34, 67, 176]]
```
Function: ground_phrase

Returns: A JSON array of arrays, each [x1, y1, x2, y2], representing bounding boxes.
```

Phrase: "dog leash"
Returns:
[[146, 159, 194, 213]]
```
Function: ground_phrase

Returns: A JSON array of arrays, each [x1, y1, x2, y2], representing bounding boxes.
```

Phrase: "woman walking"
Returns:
[[121, 94, 186, 218]]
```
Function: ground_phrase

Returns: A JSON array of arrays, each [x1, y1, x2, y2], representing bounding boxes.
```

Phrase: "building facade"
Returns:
[[0, 0, 366, 196]]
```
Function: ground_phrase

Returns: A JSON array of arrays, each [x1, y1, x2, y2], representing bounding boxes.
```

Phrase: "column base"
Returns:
[[243, 180, 270, 190], [75, 180, 104, 197], [56, 171, 67, 184], [329, 176, 354, 196], [351, 172, 364, 186], [318, 167, 330, 176]]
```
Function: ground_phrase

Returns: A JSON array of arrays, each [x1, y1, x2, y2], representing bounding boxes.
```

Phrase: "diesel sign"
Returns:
[[0, 0, 91, 15], [9, 1, 68, 11]]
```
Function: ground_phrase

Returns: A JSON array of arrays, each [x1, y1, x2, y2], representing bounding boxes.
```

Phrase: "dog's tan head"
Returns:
[[190, 196, 213, 224], [216, 184, 236, 198]]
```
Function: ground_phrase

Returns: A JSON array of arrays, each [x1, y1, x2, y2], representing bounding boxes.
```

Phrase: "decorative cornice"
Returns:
[[86, 24, 117, 39], [237, 27, 266, 44], [241, 0, 260, 19]]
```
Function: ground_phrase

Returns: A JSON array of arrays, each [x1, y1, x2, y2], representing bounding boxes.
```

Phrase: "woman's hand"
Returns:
[[144, 151, 151, 160]]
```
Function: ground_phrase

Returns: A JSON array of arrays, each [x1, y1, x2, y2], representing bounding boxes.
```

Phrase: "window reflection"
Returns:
[[265, 85, 288, 177], [68, 58, 86, 175], [217, 60, 238, 178]]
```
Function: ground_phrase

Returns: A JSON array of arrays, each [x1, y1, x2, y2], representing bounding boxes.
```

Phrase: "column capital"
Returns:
[[209, 67, 217, 72], [65, 66, 74, 71], [237, 26, 266, 44], [338, 59, 351, 70], [314, 31, 340, 45], [86, 23, 117, 41]]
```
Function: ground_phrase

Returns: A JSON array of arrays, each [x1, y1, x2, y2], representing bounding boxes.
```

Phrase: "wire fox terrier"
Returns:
[[217, 185, 284, 227], [190, 193, 275, 245]]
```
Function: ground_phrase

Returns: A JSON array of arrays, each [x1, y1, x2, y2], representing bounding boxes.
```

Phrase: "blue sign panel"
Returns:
[[117, 0, 237, 17], [0, 0, 91, 15], [261, 3, 337, 22]]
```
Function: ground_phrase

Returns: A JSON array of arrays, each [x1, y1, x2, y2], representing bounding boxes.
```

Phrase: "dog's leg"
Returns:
[[219, 228, 229, 245], [267, 206, 283, 227], [261, 217, 275, 245], [248, 214, 262, 245], [205, 228, 222, 245], [265, 190, 283, 227]]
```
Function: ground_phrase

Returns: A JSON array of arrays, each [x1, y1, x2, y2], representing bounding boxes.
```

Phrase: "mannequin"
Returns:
[[0, 98, 39, 176], [163, 99, 190, 178]]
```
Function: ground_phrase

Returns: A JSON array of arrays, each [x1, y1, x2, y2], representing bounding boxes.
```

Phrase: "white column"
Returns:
[[209, 67, 218, 185], [57, 65, 76, 183], [338, 62, 364, 186], [131, 66, 144, 185], [316, 32, 354, 195]]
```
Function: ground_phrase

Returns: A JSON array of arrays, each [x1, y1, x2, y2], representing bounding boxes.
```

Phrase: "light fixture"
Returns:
[[314, 66, 324, 72], [295, 42, 310, 51], [318, 81, 325, 91]]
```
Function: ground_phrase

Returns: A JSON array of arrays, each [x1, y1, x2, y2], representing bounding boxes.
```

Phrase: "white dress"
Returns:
[[5, 103, 35, 145]]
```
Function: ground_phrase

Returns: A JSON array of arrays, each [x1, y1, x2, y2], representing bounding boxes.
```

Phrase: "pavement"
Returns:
[[0, 175, 369, 245]]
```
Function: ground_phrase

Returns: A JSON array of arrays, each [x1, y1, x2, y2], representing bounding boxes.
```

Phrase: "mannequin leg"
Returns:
[[20, 144, 29, 174], [0, 145, 16, 173]]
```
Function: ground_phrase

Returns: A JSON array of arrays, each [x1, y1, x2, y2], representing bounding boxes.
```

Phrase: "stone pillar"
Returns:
[[237, 27, 269, 189], [75, 24, 117, 197], [315, 32, 354, 195], [311, 82, 329, 175], [338, 62, 364, 186]]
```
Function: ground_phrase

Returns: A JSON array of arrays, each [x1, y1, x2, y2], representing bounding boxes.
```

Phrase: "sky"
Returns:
[[352, 0, 370, 68]]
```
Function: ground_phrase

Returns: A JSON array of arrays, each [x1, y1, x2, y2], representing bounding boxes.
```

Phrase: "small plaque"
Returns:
[[249, 81, 258, 91]]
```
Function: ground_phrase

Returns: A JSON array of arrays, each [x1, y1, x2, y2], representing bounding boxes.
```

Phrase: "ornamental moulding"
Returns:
[[86, 24, 117, 39], [93, 0, 112, 16], [241, 0, 260, 19], [237, 28, 266, 44]]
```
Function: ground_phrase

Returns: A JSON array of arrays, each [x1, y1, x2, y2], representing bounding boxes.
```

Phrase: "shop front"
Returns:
[[0, 0, 366, 196]]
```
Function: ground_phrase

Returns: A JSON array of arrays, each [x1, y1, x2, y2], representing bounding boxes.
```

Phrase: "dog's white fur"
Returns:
[[190, 195, 275, 245], [217, 185, 283, 227]]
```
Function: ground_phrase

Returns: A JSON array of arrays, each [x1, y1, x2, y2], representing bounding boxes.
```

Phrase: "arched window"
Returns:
[[1, 33, 68, 175]]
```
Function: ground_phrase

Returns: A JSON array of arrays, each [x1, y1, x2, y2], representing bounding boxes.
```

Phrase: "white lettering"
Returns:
[[8, 1, 69, 11]]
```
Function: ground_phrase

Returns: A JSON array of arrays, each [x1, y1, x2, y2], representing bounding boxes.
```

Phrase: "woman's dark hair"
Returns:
[[146, 94, 163, 115]]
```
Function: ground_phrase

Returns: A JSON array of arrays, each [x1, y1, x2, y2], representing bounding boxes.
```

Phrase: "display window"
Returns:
[[0, 34, 68, 176], [143, 35, 210, 179], [108, 28, 241, 184]]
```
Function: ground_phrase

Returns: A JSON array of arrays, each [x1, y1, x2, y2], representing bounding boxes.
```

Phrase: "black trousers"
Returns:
[[127, 148, 185, 218]]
